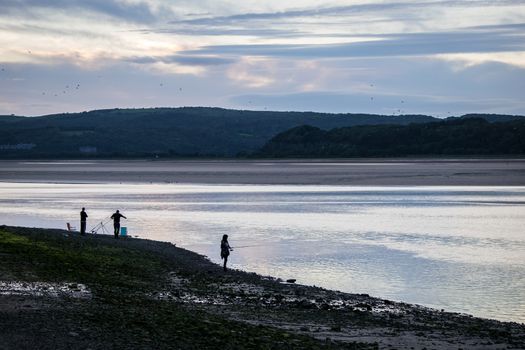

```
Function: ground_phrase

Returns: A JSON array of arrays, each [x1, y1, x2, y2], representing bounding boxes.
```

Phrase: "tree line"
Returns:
[[258, 118, 525, 157], [0, 108, 523, 158]]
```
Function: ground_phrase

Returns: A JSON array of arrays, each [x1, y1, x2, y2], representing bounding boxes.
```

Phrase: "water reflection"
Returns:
[[0, 182, 524, 323]]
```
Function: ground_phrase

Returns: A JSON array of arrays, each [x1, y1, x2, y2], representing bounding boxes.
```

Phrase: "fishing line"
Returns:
[[230, 244, 267, 249]]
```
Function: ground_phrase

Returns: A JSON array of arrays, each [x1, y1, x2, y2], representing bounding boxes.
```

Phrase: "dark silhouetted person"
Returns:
[[110, 210, 127, 239], [80, 207, 88, 235], [220, 234, 233, 271]]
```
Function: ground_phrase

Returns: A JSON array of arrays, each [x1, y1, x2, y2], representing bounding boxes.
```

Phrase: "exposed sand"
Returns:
[[0, 158, 524, 185]]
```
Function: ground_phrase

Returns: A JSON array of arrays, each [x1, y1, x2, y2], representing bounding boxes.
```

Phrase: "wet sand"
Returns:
[[0, 158, 524, 185]]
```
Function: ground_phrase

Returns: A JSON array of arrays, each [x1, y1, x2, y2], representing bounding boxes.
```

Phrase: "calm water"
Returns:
[[0, 182, 524, 323]]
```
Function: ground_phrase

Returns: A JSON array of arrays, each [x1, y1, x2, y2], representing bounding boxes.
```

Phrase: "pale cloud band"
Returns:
[[187, 27, 525, 59]]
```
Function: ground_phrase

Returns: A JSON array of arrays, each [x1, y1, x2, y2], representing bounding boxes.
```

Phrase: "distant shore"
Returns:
[[1, 225, 524, 349], [1, 158, 525, 186]]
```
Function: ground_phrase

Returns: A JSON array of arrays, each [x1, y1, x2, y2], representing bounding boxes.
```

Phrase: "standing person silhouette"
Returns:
[[110, 210, 127, 239], [220, 234, 233, 271], [80, 207, 88, 236]]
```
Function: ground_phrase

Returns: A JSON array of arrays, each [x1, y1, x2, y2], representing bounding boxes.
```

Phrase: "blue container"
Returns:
[[120, 227, 127, 237]]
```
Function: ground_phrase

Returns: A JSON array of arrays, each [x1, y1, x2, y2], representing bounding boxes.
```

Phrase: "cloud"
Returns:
[[0, 22, 107, 38], [176, 0, 525, 26], [226, 57, 276, 88], [127, 55, 234, 66], [469, 23, 525, 31], [1, 0, 524, 116], [436, 52, 525, 69], [2, 51, 525, 117], [186, 28, 525, 59], [132, 27, 302, 38], [0, 0, 170, 23], [228, 58, 525, 115], [169, 55, 234, 66]]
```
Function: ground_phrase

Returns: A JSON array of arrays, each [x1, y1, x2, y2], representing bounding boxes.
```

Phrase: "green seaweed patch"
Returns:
[[0, 229, 166, 294]]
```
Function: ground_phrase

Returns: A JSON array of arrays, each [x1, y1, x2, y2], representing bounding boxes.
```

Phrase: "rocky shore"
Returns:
[[1, 225, 524, 349]]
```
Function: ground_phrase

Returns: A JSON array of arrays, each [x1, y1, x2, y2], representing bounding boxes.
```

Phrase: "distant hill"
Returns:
[[259, 118, 525, 157], [459, 114, 525, 123], [0, 107, 522, 158], [0, 107, 437, 158], [0, 115, 24, 123]]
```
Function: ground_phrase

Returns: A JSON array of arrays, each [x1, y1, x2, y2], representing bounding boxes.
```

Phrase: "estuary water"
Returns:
[[0, 182, 524, 323]]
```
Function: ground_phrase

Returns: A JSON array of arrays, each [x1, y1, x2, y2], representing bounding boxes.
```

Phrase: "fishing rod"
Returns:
[[90, 217, 112, 235]]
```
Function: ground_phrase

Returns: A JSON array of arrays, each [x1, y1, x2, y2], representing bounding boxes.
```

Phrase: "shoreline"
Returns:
[[1, 158, 525, 186], [1, 225, 524, 349]]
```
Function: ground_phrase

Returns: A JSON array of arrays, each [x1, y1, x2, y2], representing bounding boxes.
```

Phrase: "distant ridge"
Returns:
[[0, 107, 522, 158], [259, 117, 525, 157], [459, 113, 525, 123]]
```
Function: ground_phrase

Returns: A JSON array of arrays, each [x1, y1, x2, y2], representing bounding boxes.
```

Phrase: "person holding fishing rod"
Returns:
[[220, 234, 233, 271], [110, 210, 127, 239]]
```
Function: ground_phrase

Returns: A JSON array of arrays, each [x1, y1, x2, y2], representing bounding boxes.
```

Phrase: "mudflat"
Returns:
[[0, 158, 524, 185], [1, 226, 524, 349]]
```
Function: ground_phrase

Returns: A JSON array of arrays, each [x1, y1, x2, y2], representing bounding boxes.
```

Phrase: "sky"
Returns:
[[1, 0, 525, 117]]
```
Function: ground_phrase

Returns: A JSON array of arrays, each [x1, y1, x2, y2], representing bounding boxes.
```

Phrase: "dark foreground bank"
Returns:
[[1, 226, 524, 350]]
